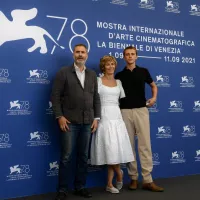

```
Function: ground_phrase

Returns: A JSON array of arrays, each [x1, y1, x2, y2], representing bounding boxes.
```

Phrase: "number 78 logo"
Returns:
[[47, 16, 90, 54]]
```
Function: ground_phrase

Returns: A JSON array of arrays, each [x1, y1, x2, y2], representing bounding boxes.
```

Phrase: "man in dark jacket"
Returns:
[[52, 44, 101, 200]]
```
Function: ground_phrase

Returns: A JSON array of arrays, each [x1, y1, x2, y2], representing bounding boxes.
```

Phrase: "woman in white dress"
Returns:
[[90, 56, 134, 193]]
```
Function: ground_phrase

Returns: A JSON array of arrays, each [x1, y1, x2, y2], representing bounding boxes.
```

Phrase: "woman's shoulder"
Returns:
[[115, 79, 122, 85], [97, 77, 102, 82]]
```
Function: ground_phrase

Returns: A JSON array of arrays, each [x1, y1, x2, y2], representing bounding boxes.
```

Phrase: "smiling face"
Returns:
[[73, 45, 88, 66], [99, 55, 117, 75], [104, 61, 116, 75]]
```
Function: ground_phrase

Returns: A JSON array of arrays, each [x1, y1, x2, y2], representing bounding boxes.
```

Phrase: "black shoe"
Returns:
[[74, 188, 92, 198], [55, 191, 67, 200]]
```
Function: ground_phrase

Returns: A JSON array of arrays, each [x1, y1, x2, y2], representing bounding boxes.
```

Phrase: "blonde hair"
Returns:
[[99, 55, 117, 73]]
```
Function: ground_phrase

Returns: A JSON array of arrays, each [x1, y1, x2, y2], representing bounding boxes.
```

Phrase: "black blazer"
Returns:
[[51, 65, 101, 124]]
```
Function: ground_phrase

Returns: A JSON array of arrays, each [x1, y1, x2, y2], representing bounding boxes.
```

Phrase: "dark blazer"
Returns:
[[51, 65, 101, 124]]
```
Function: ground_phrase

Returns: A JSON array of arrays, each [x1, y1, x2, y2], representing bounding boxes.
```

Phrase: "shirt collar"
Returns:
[[74, 63, 86, 72], [123, 65, 138, 71]]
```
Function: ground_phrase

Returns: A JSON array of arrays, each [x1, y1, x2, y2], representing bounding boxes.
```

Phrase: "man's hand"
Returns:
[[146, 97, 156, 107], [58, 116, 71, 132], [91, 119, 98, 133]]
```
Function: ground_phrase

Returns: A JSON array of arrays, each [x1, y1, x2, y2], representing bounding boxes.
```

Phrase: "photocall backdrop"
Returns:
[[0, 0, 200, 199]]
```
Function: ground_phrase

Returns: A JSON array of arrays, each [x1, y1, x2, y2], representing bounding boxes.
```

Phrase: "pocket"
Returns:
[[140, 107, 149, 116]]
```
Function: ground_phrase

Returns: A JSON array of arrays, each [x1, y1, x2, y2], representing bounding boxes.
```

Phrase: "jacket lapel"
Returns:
[[71, 65, 84, 90], [84, 69, 89, 90]]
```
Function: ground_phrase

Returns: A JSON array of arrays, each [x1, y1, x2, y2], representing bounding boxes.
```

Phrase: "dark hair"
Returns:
[[73, 44, 88, 52], [99, 55, 117, 73], [123, 46, 138, 56]]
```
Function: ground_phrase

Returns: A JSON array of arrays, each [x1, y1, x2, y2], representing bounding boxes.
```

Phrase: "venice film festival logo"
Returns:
[[0, 133, 12, 148], [0, 68, 11, 83], [180, 76, 195, 88], [0, 8, 64, 54], [195, 150, 200, 162], [155, 75, 171, 87], [156, 126, 172, 139], [7, 100, 32, 115], [148, 102, 159, 113], [181, 125, 197, 138], [47, 161, 59, 176], [27, 131, 51, 147], [190, 4, 200, 16], [110, 0, 128, 6], [46, 101, 53, 115], [193, 101, 200, 112], [168, 100, 184, 112], [170, 151, 186, 164], [138, 0, 155, 10], [165, 1, 180, 13], [152, 153, 160, 166], [26, 69, 50, 84], [6, 164, 32, 181]]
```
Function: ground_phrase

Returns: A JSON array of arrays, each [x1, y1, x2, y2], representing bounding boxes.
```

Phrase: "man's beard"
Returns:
[[75, 59, 86, 67]]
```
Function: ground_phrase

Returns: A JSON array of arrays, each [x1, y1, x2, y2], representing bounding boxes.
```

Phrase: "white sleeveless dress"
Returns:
[[90, 78, 134, 165]]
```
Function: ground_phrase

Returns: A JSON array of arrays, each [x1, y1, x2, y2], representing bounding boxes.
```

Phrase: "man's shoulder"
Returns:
[[115, 71, 123, 75], [54, 65, 71, 75], [55, 66, 74, 78], [115, 69, 124, 77], [58, 65, 73, 72], [86, 68, 97, 76]]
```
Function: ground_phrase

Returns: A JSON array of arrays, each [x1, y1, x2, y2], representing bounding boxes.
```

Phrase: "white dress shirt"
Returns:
[[74, 63, 86, 88]]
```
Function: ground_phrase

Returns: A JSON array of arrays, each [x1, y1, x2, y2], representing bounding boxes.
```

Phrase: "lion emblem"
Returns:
[[0, 8, 64, 54]]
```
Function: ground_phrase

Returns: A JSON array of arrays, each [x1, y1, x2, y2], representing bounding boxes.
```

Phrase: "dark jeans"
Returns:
[[58, 124, 91, 193]]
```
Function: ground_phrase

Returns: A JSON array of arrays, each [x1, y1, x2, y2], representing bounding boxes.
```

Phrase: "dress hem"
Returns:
[[91, 159, 135, 166]]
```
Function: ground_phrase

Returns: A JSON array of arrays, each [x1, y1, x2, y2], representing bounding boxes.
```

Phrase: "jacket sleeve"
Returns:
[[51, 68, 66, 118], [93, 72, 101, 119]]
